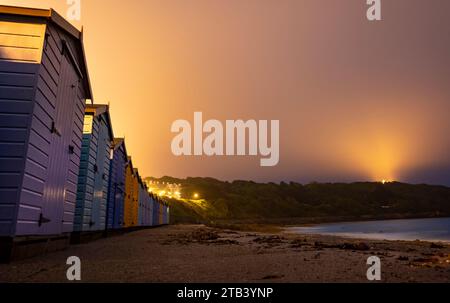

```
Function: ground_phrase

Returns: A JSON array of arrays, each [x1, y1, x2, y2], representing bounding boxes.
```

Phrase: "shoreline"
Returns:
[[0, 224, 449, 283], [284, 230, 450, 245], [284, 215, 450, 227], [283, 216, 450, 244], [211, 217, 450, 244], [205, 213, 450, 227]]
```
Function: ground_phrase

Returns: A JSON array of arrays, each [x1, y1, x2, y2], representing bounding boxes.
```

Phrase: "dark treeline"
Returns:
[[147, 177, 450, 224]]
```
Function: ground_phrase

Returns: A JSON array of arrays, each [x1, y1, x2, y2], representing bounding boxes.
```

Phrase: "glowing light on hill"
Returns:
[[333, 120, 410, 183], [193, 193, 199, 199]]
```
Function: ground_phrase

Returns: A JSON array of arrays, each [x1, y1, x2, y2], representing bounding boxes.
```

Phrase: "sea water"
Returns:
[[287, 217, 450, 243]]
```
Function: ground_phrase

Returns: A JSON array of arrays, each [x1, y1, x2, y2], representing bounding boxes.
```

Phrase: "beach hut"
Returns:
[[148, 192, 155, 226], [163, 203, 168, 225], [152, 197, 160, 226], [74, 105, 113, 235], [143, 188, 152, 227], [163, 203, 169, 225], [138, 176, 145, 226], [160, 203, 165, 225], [0, 6, 92, 261], [132, 169, 140, 226], [123, 157, 133, 227], [149, 193, 155, 226], [124, 161, 139, 227], [159, 200, 164, 225], [141, 187, 152, 227], [166, 206, 170, 225], [148, 193, 155, 227], [145, 186, 150, 226], [106, 138, 127, 230]]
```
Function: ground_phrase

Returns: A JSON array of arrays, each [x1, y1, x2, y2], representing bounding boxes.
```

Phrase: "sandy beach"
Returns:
[[0, 224, 449, 283]]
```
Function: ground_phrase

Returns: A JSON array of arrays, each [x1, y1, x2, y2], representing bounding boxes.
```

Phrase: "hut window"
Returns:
[[94, 191, 103, 199], [83, 115, 94, 134]]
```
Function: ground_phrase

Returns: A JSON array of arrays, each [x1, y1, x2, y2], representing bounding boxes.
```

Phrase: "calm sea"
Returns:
[[286, 217, 450, 243]]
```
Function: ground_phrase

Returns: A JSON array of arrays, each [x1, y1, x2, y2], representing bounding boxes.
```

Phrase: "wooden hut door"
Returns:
[[40, 55, 79, 235]]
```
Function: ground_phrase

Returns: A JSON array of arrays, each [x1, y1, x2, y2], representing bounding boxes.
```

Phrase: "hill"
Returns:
[[145, 177, 450, 225]]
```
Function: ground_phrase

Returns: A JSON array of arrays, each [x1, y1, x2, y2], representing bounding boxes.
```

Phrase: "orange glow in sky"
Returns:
[[4, 0, 450, 185]]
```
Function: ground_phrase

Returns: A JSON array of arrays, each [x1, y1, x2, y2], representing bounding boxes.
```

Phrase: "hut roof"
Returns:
[[85, 104, 114, 140], [0, 5, 94, 102]]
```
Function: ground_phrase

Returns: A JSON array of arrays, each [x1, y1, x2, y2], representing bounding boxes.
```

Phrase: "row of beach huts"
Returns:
[[0, 6, 169, 262]]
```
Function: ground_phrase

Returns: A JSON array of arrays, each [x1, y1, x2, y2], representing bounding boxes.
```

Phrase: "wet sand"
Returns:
[[0, 224, 449, 283]]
